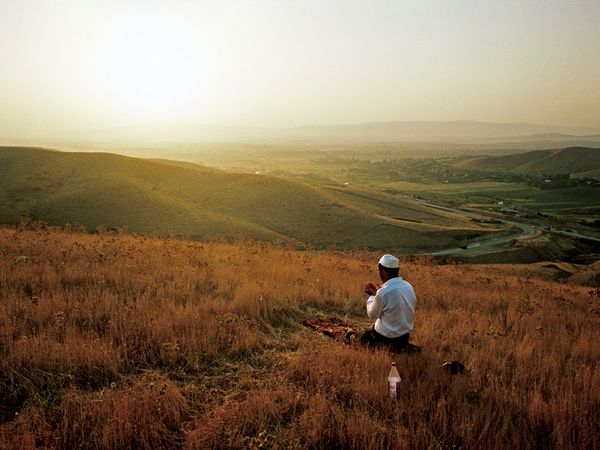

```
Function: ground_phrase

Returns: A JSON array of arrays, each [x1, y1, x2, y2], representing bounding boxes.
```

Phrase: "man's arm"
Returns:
[[366, 293, 384, 320]]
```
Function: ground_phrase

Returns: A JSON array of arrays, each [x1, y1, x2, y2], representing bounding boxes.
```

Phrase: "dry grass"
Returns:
[[0, 224, 598, 449]]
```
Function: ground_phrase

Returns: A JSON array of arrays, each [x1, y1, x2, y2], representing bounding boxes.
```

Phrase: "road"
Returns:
[[410, 199, 542, 256]]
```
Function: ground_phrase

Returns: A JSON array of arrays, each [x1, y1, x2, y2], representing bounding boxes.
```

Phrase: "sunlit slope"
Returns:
[[0, 147, 281, 240], [0, 147, 495, 250], [320, 185, 502, 248], [0, 227, 597, 449], [457, 146, 600, 177]]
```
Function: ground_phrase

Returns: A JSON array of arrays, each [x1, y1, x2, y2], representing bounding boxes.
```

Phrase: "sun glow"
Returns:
[[97, 11, 204, 122], [1, 0, 600, 139]]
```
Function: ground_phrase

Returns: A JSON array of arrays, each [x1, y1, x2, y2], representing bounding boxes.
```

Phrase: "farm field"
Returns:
[[0, 226, 598, 449], [382, 180, 600, 211]]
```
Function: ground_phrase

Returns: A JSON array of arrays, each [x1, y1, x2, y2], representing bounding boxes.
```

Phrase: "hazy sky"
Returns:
[[1, 0, 599, 139]]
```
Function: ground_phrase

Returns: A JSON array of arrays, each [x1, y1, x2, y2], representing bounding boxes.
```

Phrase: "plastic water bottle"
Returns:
[[388, 362, 401, 400]]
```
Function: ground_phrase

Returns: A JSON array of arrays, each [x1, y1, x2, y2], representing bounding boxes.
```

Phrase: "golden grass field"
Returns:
[[0, 225, 599, 449]]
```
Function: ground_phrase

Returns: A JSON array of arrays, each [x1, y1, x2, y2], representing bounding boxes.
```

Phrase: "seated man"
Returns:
[[361, 254, 418, 353]]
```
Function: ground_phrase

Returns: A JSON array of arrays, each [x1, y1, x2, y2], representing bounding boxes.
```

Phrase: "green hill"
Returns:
[[0, 146, 497, 251], [457, 146, 600, 178]]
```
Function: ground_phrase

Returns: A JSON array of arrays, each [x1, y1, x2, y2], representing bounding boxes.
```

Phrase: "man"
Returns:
[[361, 254, 417, 352]]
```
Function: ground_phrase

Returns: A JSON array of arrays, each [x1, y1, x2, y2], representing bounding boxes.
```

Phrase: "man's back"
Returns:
[[367, 276, 416, 338]]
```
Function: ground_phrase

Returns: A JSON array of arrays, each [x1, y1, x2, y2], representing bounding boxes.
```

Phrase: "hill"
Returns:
[[457, 146, 600, 178], [0, 227, 598, 449], [0, 146, 495, 251]]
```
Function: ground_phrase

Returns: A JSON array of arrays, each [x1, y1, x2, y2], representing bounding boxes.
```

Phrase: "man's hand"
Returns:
[[364, 282, 378, 296]]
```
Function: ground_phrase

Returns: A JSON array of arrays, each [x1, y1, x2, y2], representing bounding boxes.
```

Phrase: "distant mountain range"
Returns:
[[5, 120, 600, 150], [457, 146, 600, 178], [281, 121, 600, 142]]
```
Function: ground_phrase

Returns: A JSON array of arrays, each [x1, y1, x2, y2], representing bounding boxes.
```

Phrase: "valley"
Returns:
[[1, 144, 599, 266]]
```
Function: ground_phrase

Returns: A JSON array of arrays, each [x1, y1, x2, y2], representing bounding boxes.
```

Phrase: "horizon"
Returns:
[[1, 0, 600, 143], [3, 118, 600, 150]]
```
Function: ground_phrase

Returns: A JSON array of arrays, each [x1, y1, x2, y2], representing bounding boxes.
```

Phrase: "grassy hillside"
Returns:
[[457, 146, 600, 178], [0, 227, 598, 449], [0, 146, 497, 252]]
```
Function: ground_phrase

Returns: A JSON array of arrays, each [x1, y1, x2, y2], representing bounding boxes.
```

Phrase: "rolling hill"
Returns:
[[456, 146, 600, 178], [0, 146, 497, 251]]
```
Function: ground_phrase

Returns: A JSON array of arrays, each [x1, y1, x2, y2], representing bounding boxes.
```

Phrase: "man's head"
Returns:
[[378, 254, 399, 282]]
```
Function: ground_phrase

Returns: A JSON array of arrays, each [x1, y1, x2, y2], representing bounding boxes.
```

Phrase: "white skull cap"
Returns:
[[378, 254, 399, 269]]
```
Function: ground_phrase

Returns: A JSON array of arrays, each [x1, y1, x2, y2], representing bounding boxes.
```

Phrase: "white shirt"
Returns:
[[366, 277, 416, 338]]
